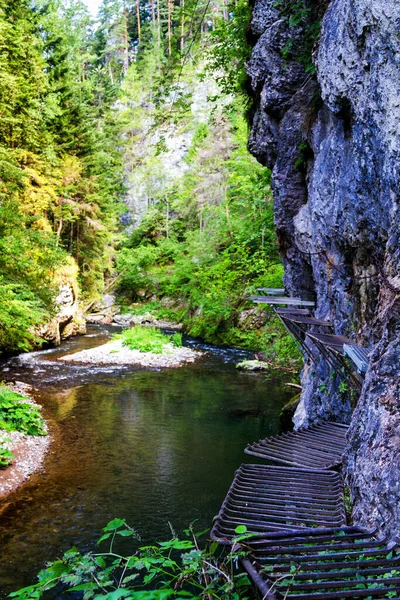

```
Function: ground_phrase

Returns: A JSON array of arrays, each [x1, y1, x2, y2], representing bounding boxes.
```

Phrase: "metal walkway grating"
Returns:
[[241, 527, 400, 599], [210, 465, 346, 543], [343, 343, 371, 374], [245, 422, 349, 471]]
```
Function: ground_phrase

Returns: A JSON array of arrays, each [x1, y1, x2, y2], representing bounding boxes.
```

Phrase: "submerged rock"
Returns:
[[236, 359, 270, 371]]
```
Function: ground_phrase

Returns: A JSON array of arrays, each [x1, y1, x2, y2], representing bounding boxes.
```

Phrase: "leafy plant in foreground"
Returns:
[[10, 519, 252, 599]]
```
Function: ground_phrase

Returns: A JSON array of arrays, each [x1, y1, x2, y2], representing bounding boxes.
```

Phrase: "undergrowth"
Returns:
[[0, 433, 13, 467], [115, 327, 182, 354], [10, 519, 253, 599], [120, 301, 302, 374], [0, 384, 47, 468], [0, 386, 46, 436]]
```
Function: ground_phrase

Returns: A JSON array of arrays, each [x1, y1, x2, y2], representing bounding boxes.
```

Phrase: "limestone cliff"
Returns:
[[247, 0, 400, 537]]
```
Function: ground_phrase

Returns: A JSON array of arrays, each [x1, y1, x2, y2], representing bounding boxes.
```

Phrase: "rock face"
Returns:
[[123, 76, 220, 227], [247, 0, 400, 538], [36, 261, 86, 345]]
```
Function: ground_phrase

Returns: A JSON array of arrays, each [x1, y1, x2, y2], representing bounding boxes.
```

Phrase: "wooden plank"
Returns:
[[250, 296, 316, 307], [249, 295, 301, 302], [275, 308, 311, 315], [306, 332, 353, 352], [256, 288, 286, 295], [283, 315, 333, 327]]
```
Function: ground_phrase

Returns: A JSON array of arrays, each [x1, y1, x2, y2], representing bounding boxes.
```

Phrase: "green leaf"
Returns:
[[103, 518, 126, 532], [93, 590, 131, 600], [234, 525, 247, 534], [97, 533, 112, 544]]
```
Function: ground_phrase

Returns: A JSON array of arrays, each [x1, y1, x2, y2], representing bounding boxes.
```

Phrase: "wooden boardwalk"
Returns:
[[247, 290, 370, 382]]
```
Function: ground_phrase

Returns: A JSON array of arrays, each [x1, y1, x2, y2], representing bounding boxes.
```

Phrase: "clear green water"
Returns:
[[0, 326, 292, 596]]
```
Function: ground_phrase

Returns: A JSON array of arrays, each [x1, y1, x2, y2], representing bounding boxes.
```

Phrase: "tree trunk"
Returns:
[[167, 0, 173, 55], [108, 60, 114, 84], [223, 0, 229, 21], [124, 5, 130, 70], [180, 0, 185, 54], [136, 0, 141, 46], [56, 217, 63, 247], [157, 0, 161, 49], [75, 221, 79, 263]]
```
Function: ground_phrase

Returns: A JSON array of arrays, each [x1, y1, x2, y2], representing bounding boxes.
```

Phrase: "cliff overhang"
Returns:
[[247, 0, 400, 538]]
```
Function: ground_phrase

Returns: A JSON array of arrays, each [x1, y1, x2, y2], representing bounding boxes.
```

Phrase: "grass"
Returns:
[[115, 326, 183, 354]]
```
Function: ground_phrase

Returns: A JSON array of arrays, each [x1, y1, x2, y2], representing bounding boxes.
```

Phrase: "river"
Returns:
[[0, 325, 293, 596]]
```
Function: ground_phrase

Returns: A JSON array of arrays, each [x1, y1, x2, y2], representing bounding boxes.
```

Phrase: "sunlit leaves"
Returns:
[[11, 520, 252, 599]]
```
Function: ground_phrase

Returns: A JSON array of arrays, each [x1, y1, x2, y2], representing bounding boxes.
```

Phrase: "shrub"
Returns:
[[10, 519, 252, 599], [116, 326, 182, 354], [0, 385, 46, 436]]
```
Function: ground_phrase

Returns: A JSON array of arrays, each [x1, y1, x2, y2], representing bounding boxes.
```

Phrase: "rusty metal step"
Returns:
[[245, 422, 349, 470], [241, 527, 400, 599], [242, 527, 400, 600], [210, 465, 346, 543]]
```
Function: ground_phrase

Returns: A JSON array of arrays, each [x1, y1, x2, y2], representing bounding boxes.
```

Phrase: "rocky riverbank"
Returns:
[[0, 383, 50, 500], [58, 338, 202, 368]]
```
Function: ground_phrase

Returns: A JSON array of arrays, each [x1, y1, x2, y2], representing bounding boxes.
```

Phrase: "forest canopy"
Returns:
[[0, 0, 287, 356]]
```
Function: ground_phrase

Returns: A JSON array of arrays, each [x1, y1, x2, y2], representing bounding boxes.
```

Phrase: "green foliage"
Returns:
[[0, 281, 46, 353], [10, 520, 252, 599], [0, 385, 46, 436], [294, 140, 313, 173], [116, 326, 182, 354], [0, 0, 124, 355], [171, 333, 183, 348], [0, 434, 14, 468], [205, 0, 252, 97], [117, 85, 288, 356], [274, 0, 321, 74]]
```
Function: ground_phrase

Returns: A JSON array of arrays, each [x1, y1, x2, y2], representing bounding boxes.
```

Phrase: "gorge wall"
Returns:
[[247, 0, 400, 538]]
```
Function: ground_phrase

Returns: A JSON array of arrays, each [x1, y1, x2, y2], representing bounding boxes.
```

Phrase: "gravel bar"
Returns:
[[58, 339, 202, 368]]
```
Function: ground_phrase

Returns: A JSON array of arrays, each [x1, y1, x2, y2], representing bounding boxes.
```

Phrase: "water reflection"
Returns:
[[0, 327, 292, 596]]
